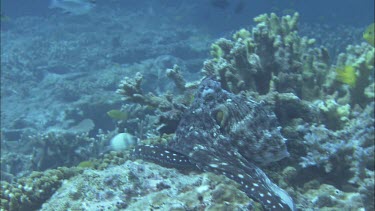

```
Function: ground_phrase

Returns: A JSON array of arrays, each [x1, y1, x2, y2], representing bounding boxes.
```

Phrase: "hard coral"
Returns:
[[0, 167, 82, 211], [202, 12, 329, 101]]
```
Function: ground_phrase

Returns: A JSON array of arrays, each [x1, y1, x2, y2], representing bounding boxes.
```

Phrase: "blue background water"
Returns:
[[2, 0, 374, 30]]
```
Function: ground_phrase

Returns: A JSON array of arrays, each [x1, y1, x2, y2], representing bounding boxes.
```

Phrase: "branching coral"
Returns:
[[202, 12, 330, 101], [116, 68, 199, 135]]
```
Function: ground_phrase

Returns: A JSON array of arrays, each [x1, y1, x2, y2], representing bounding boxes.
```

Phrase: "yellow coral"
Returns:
[[210, 44, 224, 59], [335, 65, 357, 87]]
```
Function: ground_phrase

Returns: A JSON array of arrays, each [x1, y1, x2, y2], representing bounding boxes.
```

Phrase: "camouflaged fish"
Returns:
[[133, 78, 296, 210]]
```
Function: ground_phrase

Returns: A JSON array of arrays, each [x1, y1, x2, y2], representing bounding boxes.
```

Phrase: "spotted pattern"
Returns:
[[133, 78, 296, 211], [132, 144, 197, 170]]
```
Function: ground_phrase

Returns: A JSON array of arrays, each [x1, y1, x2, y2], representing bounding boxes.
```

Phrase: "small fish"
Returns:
[[363, 23, 374, 46], [335, 65, 357, 87], [110, 133, 137, 151], [234, 0, 246, 14], [1, 13, 10, 22], [107, 109, 128, 120], [49, 0, 95, 15], [77, 161, 94, 168], [209, 0, 229, 9]]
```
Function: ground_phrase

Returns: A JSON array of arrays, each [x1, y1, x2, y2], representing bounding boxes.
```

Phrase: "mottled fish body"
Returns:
[[133, 78, 296, 210], [49, 0, 95, 15], [133, 145, 197, 170]]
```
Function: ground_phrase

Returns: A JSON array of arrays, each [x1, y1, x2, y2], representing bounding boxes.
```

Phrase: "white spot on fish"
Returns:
[[209, 164, 219, 168]]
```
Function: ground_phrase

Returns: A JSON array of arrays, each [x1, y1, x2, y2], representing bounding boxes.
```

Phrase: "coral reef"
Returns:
[[203, 12, 330, 101], [0, 167, 82, 211], [39, 161, 254, 211], [333, 43, 374, 106], [1, 128, 112, 181], [116, 66, 199, 135], [133, 78, 296, 210], [1, 9, 374, 211], [116, 12, 374, 210]]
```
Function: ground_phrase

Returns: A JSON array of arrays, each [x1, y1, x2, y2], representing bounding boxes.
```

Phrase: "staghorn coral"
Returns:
[[166, 64, 187, 92], [116, 68, 199, 135]]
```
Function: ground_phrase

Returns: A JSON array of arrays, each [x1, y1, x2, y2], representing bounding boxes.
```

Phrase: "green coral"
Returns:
[[202, 12, 329, 99], [232, 28, 251, 41], [210, 43, 224, 60], [0, 167, 82, 211], [316, 99, 351, 130]]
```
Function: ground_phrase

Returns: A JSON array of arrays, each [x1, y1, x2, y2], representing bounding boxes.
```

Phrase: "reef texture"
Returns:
[[1, 128, 109, 181], [203, 13, 329, 101], [133, 78, 295, 210], [40, 161, 254, 211], [1, 11, 374, 211], [0, 167, 82, 211], [120, 13, 374, 210]]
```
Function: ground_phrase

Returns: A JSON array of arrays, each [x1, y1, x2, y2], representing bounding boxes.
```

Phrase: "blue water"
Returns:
[[2, 0, 374, 27]]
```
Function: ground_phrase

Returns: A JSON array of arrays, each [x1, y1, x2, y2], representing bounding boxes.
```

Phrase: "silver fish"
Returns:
[[49, 0, 95, 15]]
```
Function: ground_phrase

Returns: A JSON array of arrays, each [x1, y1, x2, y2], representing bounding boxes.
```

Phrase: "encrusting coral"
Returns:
[[0, 167, 82, 211]]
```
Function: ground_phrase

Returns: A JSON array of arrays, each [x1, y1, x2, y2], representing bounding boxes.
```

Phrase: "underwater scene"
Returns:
[[0, 0, 374, 210]]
